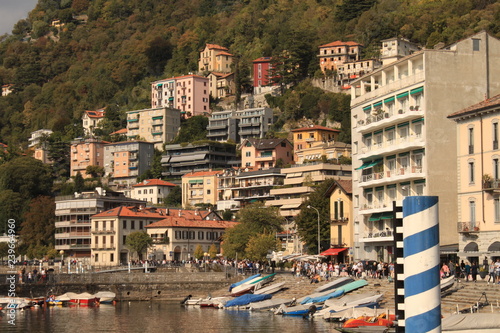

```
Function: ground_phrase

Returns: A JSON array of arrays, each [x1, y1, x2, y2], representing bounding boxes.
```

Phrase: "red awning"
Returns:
[[320, 247, 348, 256]]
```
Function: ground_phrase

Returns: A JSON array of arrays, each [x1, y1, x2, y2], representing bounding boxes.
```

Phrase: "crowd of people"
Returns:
[[445, 258, 500, 284]]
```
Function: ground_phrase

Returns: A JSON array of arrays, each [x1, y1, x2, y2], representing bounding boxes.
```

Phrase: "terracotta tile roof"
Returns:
[[205, 43, 229, 51], [174, 74, 208, 80], [253, 57, 272, 63], [183, 170, 222, 177], [447, 94, 500, 119], [319, 41, 363, 48], [0, 143, 7, 148], [84, 109, 105, 118], [145, 217, 238, 229], [336, 179, 353, 194], [216, 51, 233, 57], [133, 179, 177, 187], [110, 128, 127, 135], [243, 138, 291, 150], [291, 125, 340, 133], [92, 206, 212, 220]]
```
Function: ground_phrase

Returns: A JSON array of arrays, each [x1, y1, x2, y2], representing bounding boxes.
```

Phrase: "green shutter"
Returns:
[[374, 130, 383, 135], [400, 181, 411, 186], [375, 186, 385, 191], [386, 184, 397, 189]]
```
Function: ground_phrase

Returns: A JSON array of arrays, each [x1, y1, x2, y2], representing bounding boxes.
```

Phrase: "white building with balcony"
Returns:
[[350, 31, 500, 262]]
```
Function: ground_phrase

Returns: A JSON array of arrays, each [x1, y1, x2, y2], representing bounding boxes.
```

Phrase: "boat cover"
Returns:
[[314, 277, 354, 293], [224, 293, 272, 307], [442, 313, 500, 331]]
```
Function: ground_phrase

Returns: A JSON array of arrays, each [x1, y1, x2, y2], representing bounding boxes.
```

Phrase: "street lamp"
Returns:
[[307, 205, 321, 255]]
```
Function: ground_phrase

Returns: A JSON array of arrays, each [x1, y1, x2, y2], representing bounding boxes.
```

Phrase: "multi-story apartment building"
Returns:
[[28, 129, 53, 164], [103, 141, 154, 188], [161, 142, 237, 178], [336, 59, 381, 89], [82, 109, 105, 136], [181, 170, 221, 208], [198, 43, 234, 73], [151, 78, 176, 109], [207, 72, 235, 99], [295, 141, 351, 165], [70, 138, 105, 178], [350, 31, 500, 262], [325, 179, 353, 263], [266, 162, 352, 220], [216, 168, 241, 212], [130, 179, 177, 205], [126, 107, 180, 149], [145, 209, 236, 262], [206, 107, 274, 143], [380, 37, 420, 66], [318, 41, 363, 74], [233, 168, 285, 209], [240, 138, 293, 169], [448, 94, 500, 263], [55, 187, 145, 258], [252, 57, 277, 95], [292, 125, 340, 161]]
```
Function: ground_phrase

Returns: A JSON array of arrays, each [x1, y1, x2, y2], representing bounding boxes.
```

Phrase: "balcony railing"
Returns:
[[457, 222, 479, 233], [366, 229, 393, 238]]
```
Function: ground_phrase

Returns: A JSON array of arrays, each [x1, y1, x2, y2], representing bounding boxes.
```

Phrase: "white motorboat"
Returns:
[[94, 291, 116, 304], [314, 277, 354, 293], [248, 298, 294, 311], [253, 282, 285, 295]]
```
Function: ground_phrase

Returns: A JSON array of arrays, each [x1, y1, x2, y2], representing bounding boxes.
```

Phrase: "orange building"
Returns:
[[240, 138, 294, 169], [70, 138, 105, 178], [291, 125, 340, 161]]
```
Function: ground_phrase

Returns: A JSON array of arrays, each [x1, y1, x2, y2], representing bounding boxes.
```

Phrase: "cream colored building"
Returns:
[[131, 179, 178, 205], [198, 43, 234, 73], [126, 107, 181, 149], [182, 170, 221, 208], [295, 141, 351, 165], [145, 210, 237, 262], [380, 37, 420, 66], [448, 94, 500, 262], [82, 109, 105, 136], [350, 31, 500, 262]]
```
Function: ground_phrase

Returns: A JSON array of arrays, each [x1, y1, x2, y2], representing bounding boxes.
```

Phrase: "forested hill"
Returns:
[[0, 0, 499, 147]]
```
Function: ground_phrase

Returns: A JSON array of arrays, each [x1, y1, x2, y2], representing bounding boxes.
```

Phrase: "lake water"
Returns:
[[0, 301, 340, 332]]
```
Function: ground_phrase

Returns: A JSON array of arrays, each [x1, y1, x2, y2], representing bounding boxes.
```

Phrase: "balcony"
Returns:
[[359, 165, 423, 186], [362, 229, 394, 243], [483, 179, 500, 192], [358, 135, 424, 160], [91, 229, 115, 235], [356, 107, 424, 133], [457, 222, 480, 233]]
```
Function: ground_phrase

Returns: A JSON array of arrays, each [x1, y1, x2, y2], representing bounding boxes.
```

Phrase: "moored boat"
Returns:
[[65, 292, 100, 306], [314, 277, 355, 293], [94, 291, 116, 304], [46, 293, 71, 306], [224, 293, 272, 308], [228, 274, 261, 292], [253, 282, 285, 295], [343, 312, 396, 328]]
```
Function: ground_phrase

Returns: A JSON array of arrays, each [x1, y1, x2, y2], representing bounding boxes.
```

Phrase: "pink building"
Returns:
[[70, 138, 105, 178], [240, 138, 294, 170], [175, 74, 210, 117]]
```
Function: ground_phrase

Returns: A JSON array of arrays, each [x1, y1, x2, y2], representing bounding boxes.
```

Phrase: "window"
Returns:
[[494, 122, 498, 149], [401, 184, 410, 197], [468, 127, 474, 154], [149, 189, 153, 194], [415, 183, 425, 196], [110, 253, 114, 262], [207, 189, 211, 195], [123, 220, 127, 229], [123, 235, 126, 244], [297, 134, 302, 139], [198, 231, 204, 240], [139, 221, 143, 229], [472, 39, 480, 51], [495, 198, 500, 222], [494, 159, 499, 180], [469, 201, 476, 224], [469, 161, 475, 183], [131, 221, 135, 229]]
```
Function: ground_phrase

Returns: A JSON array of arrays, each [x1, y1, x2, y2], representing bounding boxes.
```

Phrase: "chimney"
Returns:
[[178, 210, 181, 217]]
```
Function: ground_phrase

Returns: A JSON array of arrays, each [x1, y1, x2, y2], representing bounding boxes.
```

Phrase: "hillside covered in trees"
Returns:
[[0, 0, 499, 147]]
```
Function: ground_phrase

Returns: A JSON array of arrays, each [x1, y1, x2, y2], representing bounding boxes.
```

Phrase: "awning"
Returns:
[[280, 203, 302, 209], [384, 97, 395, 104], [363, 105, 372, 111], [320, 248, 348, 256], [369, 213, 381, 221], [380, 212, 394, 220], [397, 92, 409, 99], [355, 159, 382, 170], [373, 101, 382, 108], [410, 87, 424, 95]]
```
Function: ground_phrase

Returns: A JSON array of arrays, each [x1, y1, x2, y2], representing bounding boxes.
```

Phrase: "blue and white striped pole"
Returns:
[[403, 196, 441, 333]]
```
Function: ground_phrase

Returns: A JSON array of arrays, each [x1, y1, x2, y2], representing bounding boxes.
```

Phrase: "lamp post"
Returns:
[[204, 252, 208, 272], [59, 250, 64, 273], [307, 205, 321, 255]]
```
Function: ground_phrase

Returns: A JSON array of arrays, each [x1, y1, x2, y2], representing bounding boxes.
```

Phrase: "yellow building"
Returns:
[[291, 125, 340, 161], [198, 44, 234, 74], [325, 179, 354, 264], [448, 94, 500, 261], [182, 170, 222, 208]]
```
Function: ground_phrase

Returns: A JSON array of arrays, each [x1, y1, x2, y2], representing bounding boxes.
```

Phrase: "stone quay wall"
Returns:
[[0, 272, 237, 301]]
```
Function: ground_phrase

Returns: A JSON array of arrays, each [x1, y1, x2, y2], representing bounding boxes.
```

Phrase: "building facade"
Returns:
[[126, 107, 181, 149], [295, 141, 351, 165], [182, 170, 221, 208], [207, 72, 235, 99], [240, 138, 293, 170], [103, 141, 154, 188], [318, 41, 363, 74], [55, 188, 145, 258], [350, 31, 500, 262], [70, 138, 105, 178], [291, 125, 340, 161], [28, 129, 53, 164], [252, 57, 276, 95], [161, 142, 237, 178], [130, 179, 178, 205], [198, 43, 234, 73], [448, 94, 500, 263], [82, 109, 105, 136], [380, 37, 420, 66]]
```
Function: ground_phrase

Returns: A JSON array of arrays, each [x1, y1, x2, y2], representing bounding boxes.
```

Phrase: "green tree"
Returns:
[[171, 116, 209, 144], [0, 190, 24, 234], [222, 203, 284, 259], [222, 209, 233, 221], [74, 172, 84, 192], [294, 178, 336, 254], [163, 186, 181, 207], [125, 231, 153, 260], [194, 244, 204, 260], [20, 196, 56, 255], [0, 156, 53, 199], [86, 165, 105, 178], [245, 233, 280, 261]]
